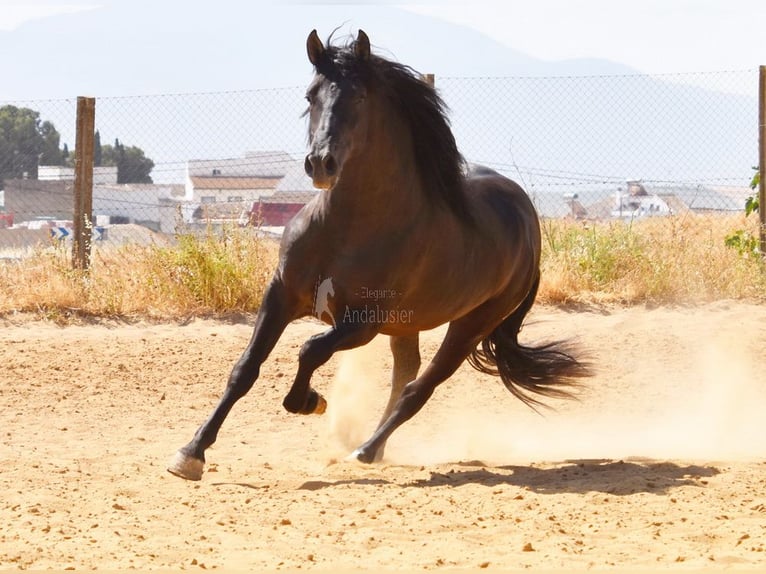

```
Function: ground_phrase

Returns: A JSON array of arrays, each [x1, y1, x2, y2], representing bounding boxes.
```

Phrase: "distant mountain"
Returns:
[[1, 1, 757, 195], [1, 0, 639, 99]]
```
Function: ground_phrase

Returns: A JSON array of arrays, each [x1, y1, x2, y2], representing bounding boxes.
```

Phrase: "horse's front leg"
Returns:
[[168, 279, 295, 481], [282, 321, 379, 415]]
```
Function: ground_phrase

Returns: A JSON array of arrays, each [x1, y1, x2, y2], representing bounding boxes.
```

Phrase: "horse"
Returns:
[[167, 29, 590, 481]]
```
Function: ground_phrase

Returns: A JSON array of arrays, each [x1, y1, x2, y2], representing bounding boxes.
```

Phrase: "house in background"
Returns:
[[38, 165, 120, 185], [582, 180, 748, 220], [4, 151, 319, 236], [186, 151, 318, 227], [185, 151, 290, 223], [92, 183, 186, 232], [4, 178, 74, 223], [611, 181, 672, 219], [244, 159, 318, 227], [611, 180, 746, 219], [4, 167, 185, 234], [655, 184, 746, 214]]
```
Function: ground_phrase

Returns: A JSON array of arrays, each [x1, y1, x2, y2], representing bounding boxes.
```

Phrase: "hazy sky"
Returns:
[[401, 1, 762, 188], [405, 0, 766, 73], [0, 0, 764, 74], [0, 2, 97, 30]]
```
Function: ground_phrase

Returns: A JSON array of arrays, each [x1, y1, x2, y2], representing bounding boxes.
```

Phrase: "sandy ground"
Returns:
[[1, 301, 765, 571]]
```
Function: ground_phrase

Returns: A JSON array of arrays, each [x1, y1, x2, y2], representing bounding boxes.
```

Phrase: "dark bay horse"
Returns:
[[168, 29, 589, 481]]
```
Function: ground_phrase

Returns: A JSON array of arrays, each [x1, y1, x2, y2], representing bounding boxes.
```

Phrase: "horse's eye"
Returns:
[[305, 87, 319, 105]]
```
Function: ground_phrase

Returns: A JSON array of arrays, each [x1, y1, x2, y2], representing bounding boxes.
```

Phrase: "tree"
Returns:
[[118, 145, 154, 184], [39, 120, 63, 166], [66, 136, 155, 183], [724, 167, 761, 256], [100, 138, 154, 184], [746, 168, 759, 215], [0, 105, 155, 187], [0, 105, 65, 185], [94, 130, 102, 167]]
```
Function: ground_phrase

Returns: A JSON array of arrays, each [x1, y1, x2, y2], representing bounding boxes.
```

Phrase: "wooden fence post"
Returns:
[[72, 96, 95, 270], [759, 66, 766, 256], [423, 73, 435, 88]]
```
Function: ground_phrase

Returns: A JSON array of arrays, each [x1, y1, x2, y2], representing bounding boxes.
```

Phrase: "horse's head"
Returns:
[[303, 29, 371, 190]]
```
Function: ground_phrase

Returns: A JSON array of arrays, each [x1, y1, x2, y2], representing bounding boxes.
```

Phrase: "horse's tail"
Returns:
[[467, 274, 590, 410]]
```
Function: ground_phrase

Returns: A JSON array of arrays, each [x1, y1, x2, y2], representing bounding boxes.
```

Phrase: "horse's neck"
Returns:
[[324, 133, 428, 235]]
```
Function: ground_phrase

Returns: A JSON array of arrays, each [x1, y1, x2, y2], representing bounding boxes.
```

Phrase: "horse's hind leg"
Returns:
[[351, 320, 485, 464], [369, 334, 420, 461], [382, 334, 421, 422], [168, 280, 293, 481]]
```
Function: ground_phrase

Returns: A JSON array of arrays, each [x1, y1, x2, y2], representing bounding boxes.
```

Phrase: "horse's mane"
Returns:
[[316, 35, 471, 221]]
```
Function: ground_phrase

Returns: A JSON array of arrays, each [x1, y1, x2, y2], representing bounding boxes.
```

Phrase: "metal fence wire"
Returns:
[[0, 69, 758, 256]]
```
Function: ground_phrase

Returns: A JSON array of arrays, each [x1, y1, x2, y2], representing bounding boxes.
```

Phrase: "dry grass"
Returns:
[[538, 213, 766, 305], [0, 225, 278, 322], [0, 214, 763, 322]]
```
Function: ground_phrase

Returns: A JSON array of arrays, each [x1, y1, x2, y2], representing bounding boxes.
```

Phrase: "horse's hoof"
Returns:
[[167, 450, 204, 481], [313, 394, 327, 415], [345, 449, 363, 462], [346, 448, 374, 464]]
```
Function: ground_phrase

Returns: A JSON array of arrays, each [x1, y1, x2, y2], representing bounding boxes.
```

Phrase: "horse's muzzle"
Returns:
[[305, 153, 338, 190]]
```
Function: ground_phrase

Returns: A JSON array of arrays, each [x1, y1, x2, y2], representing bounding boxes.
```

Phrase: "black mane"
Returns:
[[317, 37, 471, 221]]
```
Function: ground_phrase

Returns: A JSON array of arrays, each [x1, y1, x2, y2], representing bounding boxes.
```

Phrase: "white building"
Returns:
[[31, 165, 187, 233], [38, 165, 119, 185], [612, 181, 671, 219], [92, 183, 186, 233], [184, 151, 294, 204]]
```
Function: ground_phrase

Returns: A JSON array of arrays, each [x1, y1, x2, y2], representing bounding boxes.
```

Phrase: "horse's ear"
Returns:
[[307, 29, 326, 67], [355, 29, 370, 61]]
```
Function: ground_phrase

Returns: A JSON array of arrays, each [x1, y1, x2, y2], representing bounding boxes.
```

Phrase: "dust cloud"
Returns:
[[324, 316, 766, 466]]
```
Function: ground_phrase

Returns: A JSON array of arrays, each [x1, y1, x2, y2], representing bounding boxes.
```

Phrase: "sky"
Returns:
[[0, 2, 97, 30], [405, 0, 766, 74], [0, 0, 764, 75]]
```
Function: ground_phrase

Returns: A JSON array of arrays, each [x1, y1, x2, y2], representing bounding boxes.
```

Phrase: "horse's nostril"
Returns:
[[304, 155, 314, 177], [323, 155, 337, 176]]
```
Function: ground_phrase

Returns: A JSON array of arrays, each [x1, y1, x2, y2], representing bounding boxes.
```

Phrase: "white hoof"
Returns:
[[167, 450, 204, 481], [345, 449, 363, 462], [345, 448, 375, 464]]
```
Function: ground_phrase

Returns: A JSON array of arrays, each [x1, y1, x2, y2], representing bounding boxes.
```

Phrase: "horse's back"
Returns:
[[464, 164, 540, 234]]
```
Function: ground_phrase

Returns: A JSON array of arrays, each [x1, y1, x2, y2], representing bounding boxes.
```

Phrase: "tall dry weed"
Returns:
[[539, 214, 766, 305], [0, 215, 763, 321], [0, 226, 279, 321]]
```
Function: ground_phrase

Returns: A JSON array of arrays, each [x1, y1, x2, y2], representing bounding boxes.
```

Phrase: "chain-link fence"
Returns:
[[443, 71, 757, 218], [0, 69, 759, 258]]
